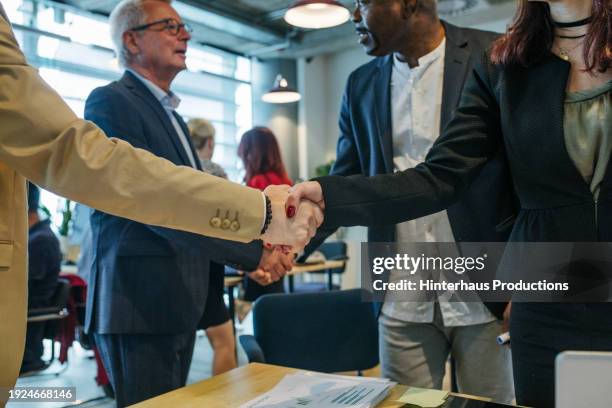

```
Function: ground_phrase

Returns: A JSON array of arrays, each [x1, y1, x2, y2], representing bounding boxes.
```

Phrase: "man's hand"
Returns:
[[261, 185, 323, 251], [258, 245, 294, 281], [247, 269, 273, 286], [247, 245, 295, 286]]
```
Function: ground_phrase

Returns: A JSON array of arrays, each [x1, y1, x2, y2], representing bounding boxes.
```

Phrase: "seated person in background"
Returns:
[[188, 118, 227, 179], [238, 127, 293, 302], [21, 183, 62, 373], [188, 118, 237, 375]]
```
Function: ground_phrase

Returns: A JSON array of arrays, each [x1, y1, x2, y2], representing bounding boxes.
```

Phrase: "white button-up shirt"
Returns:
[[127, 69, 197, 169], [381, 38, 495, 327]]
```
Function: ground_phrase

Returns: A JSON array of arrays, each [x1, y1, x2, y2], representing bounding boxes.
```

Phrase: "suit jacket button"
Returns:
[[221, 218, 231, 230], [230, 220, 240, 231], [210, 217, 222, 228]]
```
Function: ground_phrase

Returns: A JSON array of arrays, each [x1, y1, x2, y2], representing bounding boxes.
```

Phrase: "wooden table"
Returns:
[[132, 362, 494, 408], [289, 260, 345, 274], [223, 260, 345, 290], [287, 260, 346, 292]]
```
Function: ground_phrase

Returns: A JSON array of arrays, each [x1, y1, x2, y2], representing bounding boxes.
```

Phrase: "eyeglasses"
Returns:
[[130, 18, 193, 36]]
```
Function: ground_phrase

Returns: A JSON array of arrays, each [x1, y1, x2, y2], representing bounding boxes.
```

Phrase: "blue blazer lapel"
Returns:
[[440, 21, 471, 132], [373, 55, 394, 174], [121, 71, 193, 167]]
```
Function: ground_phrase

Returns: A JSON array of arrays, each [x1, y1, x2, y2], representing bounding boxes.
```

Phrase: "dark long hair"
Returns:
[[237, 127, 289, 183], [490, 0, 611, 72]]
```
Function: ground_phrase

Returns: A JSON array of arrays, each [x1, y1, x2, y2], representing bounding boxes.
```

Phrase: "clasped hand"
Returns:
[[260, 182, 325, 252], [253, 182, 324, 285], [247, 244, 295, 286]]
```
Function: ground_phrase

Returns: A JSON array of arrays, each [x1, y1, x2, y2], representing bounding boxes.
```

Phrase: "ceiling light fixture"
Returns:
[[262, 74, 301, 104], [284, 0, 350, 29]]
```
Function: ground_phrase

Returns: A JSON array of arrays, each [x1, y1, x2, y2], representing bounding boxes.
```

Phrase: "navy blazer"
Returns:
[[84, 71, 263, 334], [305, 22, 515, 319]]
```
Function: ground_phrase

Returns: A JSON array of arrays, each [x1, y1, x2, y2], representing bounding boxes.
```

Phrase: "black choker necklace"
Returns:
[[552, 16, 592, 28], [556, 33, 587, 39]]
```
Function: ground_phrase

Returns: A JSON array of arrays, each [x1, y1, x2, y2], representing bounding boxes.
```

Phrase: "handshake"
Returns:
[[246, 182, 325, 286], [260, 182, 326, 252]]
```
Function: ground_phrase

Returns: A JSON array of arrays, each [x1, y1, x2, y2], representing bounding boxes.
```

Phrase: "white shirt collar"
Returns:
[[393, 37, 446, 81]]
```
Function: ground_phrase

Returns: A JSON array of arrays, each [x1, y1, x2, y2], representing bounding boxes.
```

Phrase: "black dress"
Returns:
[[198, 262, 230, 329]]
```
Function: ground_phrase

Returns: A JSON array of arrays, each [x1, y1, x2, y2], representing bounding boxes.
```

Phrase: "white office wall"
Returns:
[[297, 47, 371, 181]]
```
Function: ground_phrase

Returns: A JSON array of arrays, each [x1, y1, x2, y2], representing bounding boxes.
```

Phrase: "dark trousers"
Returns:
[[21, 322, 45, 372], [511, 303, 612, 408], [94, 332, 196, 407]]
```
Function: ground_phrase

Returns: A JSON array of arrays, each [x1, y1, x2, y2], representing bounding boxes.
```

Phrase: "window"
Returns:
[[9, 0, 252, 231]]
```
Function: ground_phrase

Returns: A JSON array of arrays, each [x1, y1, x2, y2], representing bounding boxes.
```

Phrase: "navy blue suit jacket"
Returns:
[[84, 71, 263, 334], [28, 219, 61, 308], [304, 22, 516, 319]]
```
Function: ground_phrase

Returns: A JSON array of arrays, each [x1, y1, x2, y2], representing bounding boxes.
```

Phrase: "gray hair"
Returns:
[[187, 118, 216, 150], [109, 0, 172, 67]]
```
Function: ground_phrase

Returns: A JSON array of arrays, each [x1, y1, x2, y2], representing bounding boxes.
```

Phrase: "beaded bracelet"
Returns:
[[260, 195, 272, 235]]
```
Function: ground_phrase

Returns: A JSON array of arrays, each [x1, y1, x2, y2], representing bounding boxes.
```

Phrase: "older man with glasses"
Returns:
[[82, 0, 296, 405]]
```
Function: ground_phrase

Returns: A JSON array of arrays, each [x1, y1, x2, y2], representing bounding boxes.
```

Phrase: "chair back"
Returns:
[[251, 288, 378, 373], [43, 278, 71, 340], [51, 278, 71, 307]]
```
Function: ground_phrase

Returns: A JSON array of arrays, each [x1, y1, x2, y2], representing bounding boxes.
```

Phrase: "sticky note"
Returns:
[[397, 387, 449, 407]]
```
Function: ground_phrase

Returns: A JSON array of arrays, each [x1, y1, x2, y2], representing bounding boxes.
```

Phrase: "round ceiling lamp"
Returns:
[[262, 74, 301, 104], [284, 0, 350, 29]]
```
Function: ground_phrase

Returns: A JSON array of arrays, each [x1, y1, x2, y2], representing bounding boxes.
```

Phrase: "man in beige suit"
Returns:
[[0, 4, 321, 403]]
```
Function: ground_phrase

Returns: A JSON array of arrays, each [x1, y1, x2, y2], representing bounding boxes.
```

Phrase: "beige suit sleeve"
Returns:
[[0, 12, 264, 243]]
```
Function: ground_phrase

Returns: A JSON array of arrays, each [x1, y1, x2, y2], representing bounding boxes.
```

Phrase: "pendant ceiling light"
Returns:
[[262, 74, 301, 104], [284, 0, 350, 29]]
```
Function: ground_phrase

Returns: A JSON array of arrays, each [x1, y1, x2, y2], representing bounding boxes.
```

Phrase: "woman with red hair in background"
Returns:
[[238, 127, 293, 301]]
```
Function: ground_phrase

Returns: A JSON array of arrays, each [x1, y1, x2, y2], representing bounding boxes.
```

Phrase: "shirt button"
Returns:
[[230, 220, 240, 232]]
